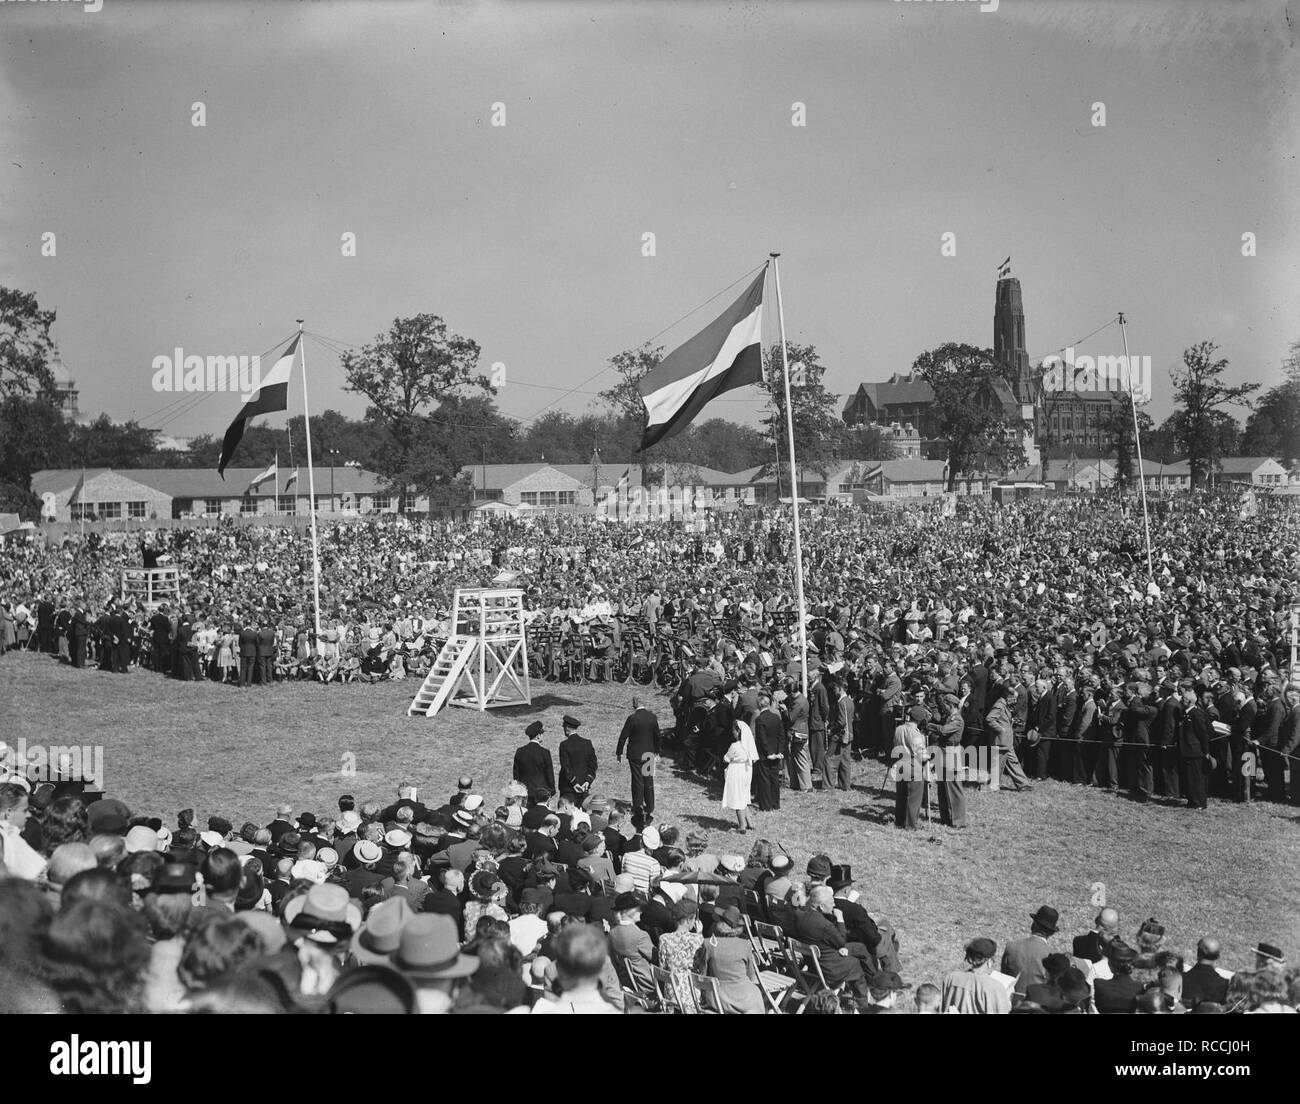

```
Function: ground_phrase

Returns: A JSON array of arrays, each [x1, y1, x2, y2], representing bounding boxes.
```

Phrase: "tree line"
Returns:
[[2, 284, 1294, 514]]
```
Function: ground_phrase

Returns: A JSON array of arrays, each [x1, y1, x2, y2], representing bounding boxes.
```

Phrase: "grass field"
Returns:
[[2, 650, 1297, 990]]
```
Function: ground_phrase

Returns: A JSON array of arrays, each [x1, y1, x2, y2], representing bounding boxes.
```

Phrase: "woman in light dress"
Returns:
[[722, 720, 758, 833]]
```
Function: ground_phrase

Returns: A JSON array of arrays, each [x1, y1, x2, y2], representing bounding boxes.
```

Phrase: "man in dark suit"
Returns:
[[557, 714, 597, 801], [36, 597, 55, 654], [238, 618, 258, 687], [1178, 682, 1212, 809], [1280, 686, 1300, 806], [70, 603, 90, 669], [513, 721, 555, 805], [1181, 937, 1231, 1008], [1025, 678, 1055, 781], [255, 619, 277, 686], [1152, 681, 1183, 799], [149, 605, 173, 675], [175, 614, 200, 681], [1072, 907, 1120, 963], [1050, 672, 1078, 781], [616, 696, 661, 828], [1121, 682, 1157, 801], [1252, 686, 1286, 802], [1094, 941, 1143, 1013], [112, 605, 133, 673], [928, 693, 967, 828], [791, 886, 873, 1001]]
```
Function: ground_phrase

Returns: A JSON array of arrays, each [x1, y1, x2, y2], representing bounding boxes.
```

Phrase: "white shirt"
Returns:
[[509, 914, 548, 956], [0, 823, 47, 881]]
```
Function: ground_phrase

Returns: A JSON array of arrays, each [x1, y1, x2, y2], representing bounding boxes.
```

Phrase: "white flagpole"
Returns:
[[770, 253, 810, 700], [1118, 312, 1154, 586], [297, 321, 324, 642]]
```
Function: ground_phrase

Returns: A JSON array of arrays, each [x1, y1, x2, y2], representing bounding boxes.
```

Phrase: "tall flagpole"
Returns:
[[1118, 312, 1154, 586], [297, 321, 324, 642], [770, 253, 810, 700]]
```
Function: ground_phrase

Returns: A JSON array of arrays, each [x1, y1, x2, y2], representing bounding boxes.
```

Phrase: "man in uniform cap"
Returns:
[[558, 715, 597, 803], [513, 721, 555, 806]]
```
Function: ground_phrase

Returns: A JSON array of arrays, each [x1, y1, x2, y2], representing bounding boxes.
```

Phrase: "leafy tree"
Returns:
[[760, 341, 843, 487], [341, 314, 489, 505], [70, 416, 159, 469], [0, 288, 57, 400], [912, 342, 1025, 490], [1170, 341, 1257, 488], [1241, 341, 1300, 464], [0, 394, 70, 515], [598, 343, 664, 422]]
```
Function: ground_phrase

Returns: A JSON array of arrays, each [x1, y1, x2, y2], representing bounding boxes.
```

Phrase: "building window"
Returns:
[[100, 501, 122, 520], [71, 502, 93, 521], [519, 492, 538, 506], [557, 491, 576, 506], [241, 496, 258, 516], [373, 494, 392, 511], [278, 495, 296, 515], [314, 494, 330, 512], [401, 493, 417, 512], [128, 501, 147, 519]]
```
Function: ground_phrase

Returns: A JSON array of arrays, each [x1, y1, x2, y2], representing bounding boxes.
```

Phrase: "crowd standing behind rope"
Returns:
[[2, 492, 1299, 1014]]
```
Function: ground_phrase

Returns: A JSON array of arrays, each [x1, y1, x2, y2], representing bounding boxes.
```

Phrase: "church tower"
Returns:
[[994, 271, 1033, 403]]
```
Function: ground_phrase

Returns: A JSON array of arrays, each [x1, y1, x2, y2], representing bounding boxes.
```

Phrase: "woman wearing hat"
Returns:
[[721, 720, 758, 833], [704, 906, 765, 1014]]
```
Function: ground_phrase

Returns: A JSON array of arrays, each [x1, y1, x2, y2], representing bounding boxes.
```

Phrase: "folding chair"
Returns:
[[743, 889, 767, 922], [750, 919, 787, 968], [685, 972, 724, 1014], [651, 966, 694, 1014], [623, 991, 656, 1014], [785, 938, 858, 1014], [767, 898, 796, 934]]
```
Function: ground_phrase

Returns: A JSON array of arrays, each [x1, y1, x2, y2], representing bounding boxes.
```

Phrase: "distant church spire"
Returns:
[[994, 269, 1032, 403]]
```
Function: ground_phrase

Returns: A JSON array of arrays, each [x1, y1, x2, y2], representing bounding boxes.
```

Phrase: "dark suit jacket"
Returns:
[[1123, 697, 1157, 746], [1032, 690, 1058, 740], [255, 627, 276, 658], [616, 708, 661, 761], [1094, 973, 1144, 1014], [1072, 931, 1105, 963], [1181, 962, 1229, 1008], [1180, 705, 1212, 759], [513, 742, 555, 801], [558, 735, 597, 795], [238, 626, 258, 658]]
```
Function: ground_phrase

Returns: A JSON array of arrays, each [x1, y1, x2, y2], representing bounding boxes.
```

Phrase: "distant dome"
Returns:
[[50, 347, 74, 386]]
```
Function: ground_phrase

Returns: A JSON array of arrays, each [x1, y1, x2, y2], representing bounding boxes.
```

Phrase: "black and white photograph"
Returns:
[[0, 0, 1297, 1054]]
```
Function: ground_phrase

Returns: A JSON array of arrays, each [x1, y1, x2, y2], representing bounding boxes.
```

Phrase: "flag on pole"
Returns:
[[997, 256, 1012, 278], [246, 455, 278, 493], [69, 469, 85, 506], [217, 335, 301, 476], [637, 270, 765, 451], [283, 468, 299, 492]]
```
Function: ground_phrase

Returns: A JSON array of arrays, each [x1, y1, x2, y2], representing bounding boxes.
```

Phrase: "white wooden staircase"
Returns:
[[407, 635, 476, 716]]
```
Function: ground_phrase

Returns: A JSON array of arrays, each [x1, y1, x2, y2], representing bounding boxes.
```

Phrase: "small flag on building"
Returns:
[[218, 335, 300, 476], [637, 270, 765, 451], [247, 456, 278, 494], [283, 468, 299, 492], [997, 256, 1012, 278]]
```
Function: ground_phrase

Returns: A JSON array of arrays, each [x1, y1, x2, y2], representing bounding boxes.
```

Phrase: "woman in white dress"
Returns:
[[721, 720, 758, 833]]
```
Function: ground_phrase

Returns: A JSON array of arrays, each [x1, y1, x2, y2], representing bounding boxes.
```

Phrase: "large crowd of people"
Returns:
[[1, 489, 1298, 1013], [4, 492, 1298, 809], [0, 768, 1295, 1014]]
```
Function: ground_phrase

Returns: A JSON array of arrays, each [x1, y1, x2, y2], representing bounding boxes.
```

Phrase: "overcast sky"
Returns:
[[3, 0, 1295, 445]]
